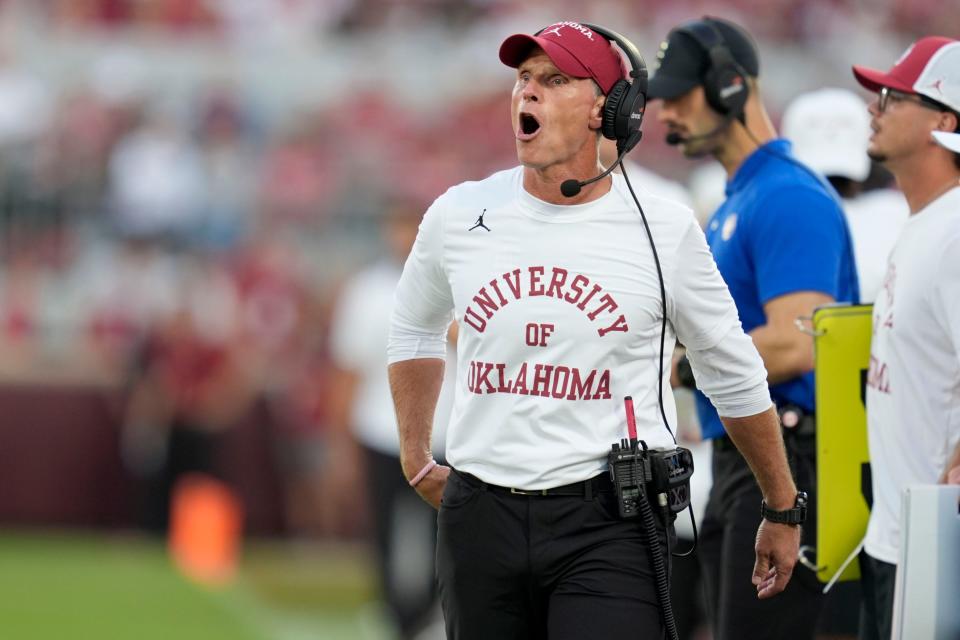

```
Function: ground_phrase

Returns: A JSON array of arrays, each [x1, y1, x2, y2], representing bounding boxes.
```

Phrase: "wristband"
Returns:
[[409, 459, 437, 487]]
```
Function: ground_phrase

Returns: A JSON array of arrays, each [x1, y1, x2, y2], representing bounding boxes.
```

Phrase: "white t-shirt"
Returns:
[[864, 186, 960, 564], [389, 167, 771, 489], [842, 188, 909, 303], [330, 260, 453, 456]]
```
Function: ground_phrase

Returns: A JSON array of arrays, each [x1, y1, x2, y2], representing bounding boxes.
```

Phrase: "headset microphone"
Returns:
[[664, 132, 685, 146], [560, 136, 636, 198]]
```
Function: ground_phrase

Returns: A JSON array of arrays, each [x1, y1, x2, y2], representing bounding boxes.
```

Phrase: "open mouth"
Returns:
[[517, 112, 541, 140]]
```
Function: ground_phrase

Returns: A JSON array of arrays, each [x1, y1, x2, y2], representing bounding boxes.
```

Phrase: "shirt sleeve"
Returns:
[[685, 324, 773, 418], [749, 186, 849, 304], [668, 218, 772, 418], [387, 198, 455, 363]]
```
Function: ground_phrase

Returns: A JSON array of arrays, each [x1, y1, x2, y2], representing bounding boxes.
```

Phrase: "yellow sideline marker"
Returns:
[[810, 303, 873, 583]]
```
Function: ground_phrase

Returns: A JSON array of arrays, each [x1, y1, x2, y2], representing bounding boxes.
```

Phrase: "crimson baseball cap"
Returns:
[[499, 21, 628, 95], [852, 36, 960, 113]]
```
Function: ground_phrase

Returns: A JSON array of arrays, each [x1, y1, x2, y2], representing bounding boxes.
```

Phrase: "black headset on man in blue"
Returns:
[[675, 19, 750, 121]]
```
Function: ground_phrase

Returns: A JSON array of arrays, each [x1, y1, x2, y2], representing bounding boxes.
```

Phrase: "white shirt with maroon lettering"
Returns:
[[389, 167, 771, 489], [864, 186, 960, 565]]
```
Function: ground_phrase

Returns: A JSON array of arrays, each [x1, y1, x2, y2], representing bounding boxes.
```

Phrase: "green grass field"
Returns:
[[0, 532, 395, 640]]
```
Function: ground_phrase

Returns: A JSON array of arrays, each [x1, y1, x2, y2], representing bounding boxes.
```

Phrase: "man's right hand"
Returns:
[[411, 463, 451, 510], [752, 519, 801, 599]]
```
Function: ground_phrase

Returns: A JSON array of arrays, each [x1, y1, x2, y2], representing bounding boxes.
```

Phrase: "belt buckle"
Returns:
[[510, 487, 548, 496]]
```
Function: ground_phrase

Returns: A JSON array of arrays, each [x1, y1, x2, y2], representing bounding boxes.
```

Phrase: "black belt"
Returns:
[[457, 470, 613, 497]]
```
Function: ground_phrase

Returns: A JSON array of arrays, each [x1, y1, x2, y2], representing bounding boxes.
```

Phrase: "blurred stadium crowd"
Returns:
[[0, 0, 951, 536]]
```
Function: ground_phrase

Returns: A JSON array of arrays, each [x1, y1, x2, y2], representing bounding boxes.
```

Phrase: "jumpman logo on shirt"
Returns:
[[469, 209, 491, 232]]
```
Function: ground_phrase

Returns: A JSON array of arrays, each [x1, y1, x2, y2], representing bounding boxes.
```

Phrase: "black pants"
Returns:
[[437, 469, 673, 640], [670, 536, 707, 640], [365, 446, 440, 639], [142, 419, 222, 533], [699, 435, 824, 640], [858, 551, 896, 640]]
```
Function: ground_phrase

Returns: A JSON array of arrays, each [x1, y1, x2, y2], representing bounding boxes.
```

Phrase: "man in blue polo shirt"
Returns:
[[650, 17, 859, 640]]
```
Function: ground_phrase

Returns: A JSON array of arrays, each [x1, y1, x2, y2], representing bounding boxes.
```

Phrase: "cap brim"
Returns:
[[647, 74, 700, 100], [852, 65, 916, 94], [932, 131, 960, 153], [499, 34, 589, 80]]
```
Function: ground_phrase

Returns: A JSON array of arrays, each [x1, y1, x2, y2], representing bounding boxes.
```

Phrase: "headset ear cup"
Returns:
[[602, 80, 629, 141], [703, 59, 748, 116], [702, 67, 728, 114], [720, 69, 748, 116]]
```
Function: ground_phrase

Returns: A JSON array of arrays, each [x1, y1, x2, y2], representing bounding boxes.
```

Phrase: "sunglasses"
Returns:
[[878, 86, 947, 114]]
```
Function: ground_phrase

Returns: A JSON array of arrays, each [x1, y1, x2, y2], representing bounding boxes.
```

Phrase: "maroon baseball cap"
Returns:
[[499, 21, 628, 95], [853, 36, 960, 113]]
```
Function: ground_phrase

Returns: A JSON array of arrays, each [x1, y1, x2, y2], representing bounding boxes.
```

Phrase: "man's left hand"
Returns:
[[752, 520, 801, 599]]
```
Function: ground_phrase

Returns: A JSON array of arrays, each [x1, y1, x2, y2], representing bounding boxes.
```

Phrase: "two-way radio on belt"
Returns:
[[609, 396, 695, 640]]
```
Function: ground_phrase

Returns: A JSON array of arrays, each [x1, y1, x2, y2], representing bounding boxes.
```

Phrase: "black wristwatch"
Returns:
[[761, 491, 808, 525]]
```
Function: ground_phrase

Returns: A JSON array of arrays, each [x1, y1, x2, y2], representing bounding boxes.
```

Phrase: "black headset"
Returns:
[[580, 23, 649, 155], [531, 23, 647, 155], [676, 19, 749, 120]]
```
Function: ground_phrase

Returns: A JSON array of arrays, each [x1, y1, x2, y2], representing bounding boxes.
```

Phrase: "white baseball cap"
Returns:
[[853, 36, 960, 113], [932, 131, 960, 152], [781, 88, 871, 181]]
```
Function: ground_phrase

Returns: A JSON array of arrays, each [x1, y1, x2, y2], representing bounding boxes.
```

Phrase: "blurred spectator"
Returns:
[[193, 89, 258, 250], [75, 237, 180, 373], [41, 88, 117, 223], [0, 50, 52, 148], [0, 48, 55, 254], [258, 112, 335, 233], [230, 235, 313, 383], [326, 200, 455, 639], [106, 104, 206, 243], [213, 0, 336, 46], [0, 244, 44, 371], [121, 255, 254, 533], [51, 0, 219, 31], [782, 87, 909, 303]]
